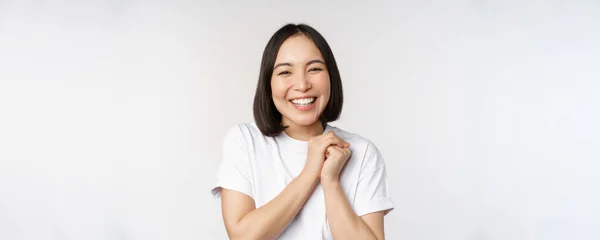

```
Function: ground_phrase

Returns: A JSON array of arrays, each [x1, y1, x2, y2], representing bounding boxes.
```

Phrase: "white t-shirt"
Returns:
[[211, 122, 394, 239]]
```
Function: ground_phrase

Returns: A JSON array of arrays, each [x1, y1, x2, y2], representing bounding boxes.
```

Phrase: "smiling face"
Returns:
[[271, 34, 331, 129]]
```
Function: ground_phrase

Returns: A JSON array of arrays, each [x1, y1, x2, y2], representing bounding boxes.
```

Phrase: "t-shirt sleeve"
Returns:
[[210, 125, 254, 201], [353, 142, 394, 217]]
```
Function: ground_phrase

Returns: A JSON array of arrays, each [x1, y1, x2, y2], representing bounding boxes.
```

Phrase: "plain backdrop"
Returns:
[[1, 1, 599, 239]]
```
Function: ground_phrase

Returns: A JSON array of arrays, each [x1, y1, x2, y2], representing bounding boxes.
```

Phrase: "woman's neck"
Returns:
[[282, 120, 324, 141]]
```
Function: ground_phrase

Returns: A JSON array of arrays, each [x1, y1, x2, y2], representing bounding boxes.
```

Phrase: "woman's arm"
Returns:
[[220, 171, 318, 240], [320, 145, 387, 240], [219, 130, 350, 239], [322, 179, 386, 240]]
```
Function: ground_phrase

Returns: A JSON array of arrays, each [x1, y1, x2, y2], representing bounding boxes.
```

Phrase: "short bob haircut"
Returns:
[[253, 23, 344, 137]]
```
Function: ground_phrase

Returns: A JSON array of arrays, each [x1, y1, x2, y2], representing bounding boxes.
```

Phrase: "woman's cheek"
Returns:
[[270, 78, 287, 99]]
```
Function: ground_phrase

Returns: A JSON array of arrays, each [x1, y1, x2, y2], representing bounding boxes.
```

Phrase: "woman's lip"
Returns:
[[290, 100, 316, 111], [289, 97, 317, 102]]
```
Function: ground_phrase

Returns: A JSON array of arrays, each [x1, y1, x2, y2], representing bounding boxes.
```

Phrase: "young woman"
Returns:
[[211, 23, 394, 240]]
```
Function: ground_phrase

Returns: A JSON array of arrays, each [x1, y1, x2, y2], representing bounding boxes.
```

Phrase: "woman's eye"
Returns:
[[309, 68, 323, 72], [278, 71, 291, 76]]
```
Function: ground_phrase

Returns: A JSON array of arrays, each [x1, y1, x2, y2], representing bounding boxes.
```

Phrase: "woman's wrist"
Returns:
[[299, 170, 320, 184], [320, 175, 340, 186]]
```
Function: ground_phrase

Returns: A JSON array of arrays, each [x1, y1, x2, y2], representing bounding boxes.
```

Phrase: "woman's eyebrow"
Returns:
[[274, 59, 325, 69], [306, 59, 325, 66], [274, 62, 292, 69]]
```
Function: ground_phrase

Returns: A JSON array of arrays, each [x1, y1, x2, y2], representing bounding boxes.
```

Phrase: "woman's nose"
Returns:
[[292, 73, 312, 92]]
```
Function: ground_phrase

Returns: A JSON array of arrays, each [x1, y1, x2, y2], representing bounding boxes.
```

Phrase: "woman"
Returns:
[[211, 23, 394, 240]]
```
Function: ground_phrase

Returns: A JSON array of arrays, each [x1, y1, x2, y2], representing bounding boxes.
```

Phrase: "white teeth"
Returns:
[[291, 97, 315, 106]]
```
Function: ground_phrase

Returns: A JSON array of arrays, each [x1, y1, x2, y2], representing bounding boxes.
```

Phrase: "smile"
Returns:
[[290, 97, 315, 106], [289, 97, 317, 111]]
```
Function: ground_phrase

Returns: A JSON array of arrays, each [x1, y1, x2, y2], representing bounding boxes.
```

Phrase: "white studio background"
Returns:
[[1, 1, 599, 240]]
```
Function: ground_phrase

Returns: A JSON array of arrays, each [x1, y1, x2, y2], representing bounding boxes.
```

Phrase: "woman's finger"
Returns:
[[344, 147, 352, 156], [323, 136, 348, 149]]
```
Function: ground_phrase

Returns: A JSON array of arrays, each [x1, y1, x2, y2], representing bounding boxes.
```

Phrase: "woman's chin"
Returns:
[[285, 117, 320, 127]]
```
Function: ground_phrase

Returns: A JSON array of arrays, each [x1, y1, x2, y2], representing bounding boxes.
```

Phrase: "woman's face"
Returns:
[[271, 34, 331, 128]]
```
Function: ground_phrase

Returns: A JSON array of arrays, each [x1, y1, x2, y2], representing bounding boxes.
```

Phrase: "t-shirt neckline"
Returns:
[[279, 124, 332, 143]]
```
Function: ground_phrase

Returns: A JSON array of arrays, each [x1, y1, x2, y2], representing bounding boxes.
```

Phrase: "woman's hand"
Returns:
[[302, 131, 349, 180], [321, 145, 352, 183]]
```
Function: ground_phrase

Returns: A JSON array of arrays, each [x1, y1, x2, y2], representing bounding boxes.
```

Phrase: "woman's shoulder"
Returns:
[[327, 124, 378, 150], [328, 124, 387, 170], [223, 122, 262, 140], [222, 122, 271, 148]]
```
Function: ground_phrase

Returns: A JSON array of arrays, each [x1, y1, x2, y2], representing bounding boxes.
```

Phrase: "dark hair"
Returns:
[[253, 23, 344, 137]]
